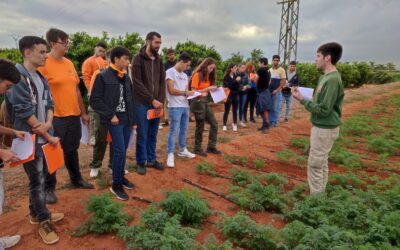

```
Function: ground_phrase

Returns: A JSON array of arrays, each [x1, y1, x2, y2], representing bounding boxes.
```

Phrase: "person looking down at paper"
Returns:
[[5, 36, 64, 245], [0, 59, 25, 250], [292, 42, 345, 195], [165, 52, 196, 168], [190, 57, 221, 156]]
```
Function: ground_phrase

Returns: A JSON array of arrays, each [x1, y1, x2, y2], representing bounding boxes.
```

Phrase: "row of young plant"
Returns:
[[277, 93, 400, 170]]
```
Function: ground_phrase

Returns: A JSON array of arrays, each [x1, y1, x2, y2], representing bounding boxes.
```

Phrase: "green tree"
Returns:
[[249, 48, 264, 63], [109, 32, 144, 57], [223, 51, 244, 69], [0, 48, 23, 64]]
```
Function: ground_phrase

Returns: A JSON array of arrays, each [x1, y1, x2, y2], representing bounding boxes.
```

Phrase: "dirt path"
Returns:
[[1, 82, 399, 250]]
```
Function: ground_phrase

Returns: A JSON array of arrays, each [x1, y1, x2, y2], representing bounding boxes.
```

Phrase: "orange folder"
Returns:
[[223, 88, 231, 103], [10, 134, 36, 168], [147, 108, 163, 120], [42, 142, 64, 174]]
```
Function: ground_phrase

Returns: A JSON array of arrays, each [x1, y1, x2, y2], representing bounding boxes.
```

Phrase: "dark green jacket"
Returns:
[[300, 71, 344, 129]]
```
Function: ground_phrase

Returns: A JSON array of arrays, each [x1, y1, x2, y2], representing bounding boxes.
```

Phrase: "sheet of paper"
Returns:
[[209, 87, 227, 103], [42, 142, 64, 174], [10, 134, 36, 168], [187, 91, 202, 100], [11, 132, 33, 160], [298, 87, 314, 101], [80, 119, 89, 145]]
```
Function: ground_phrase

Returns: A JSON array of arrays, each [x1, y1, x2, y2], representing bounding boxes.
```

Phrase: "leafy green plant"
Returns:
[[118, 205, 198, 250], [368, 136, 399, 156], [73, 194, 131, 236], [229, 167, 254, 187], [276, 149, 297, 163], [224, 154, 248, 166], [290, 137, 310, 153], [253, 157, 265, 170], [200, 234, 236, 250], [217, 136, 232, 144], [220, 211, 277, 250], [329, 144, 364, 169], [161, 188, 211, 225], [196, 160, 218, 177]]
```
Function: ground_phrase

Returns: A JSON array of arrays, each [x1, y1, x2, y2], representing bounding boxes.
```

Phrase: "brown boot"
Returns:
[[30, 212, 64, 225], [38, 220, 59, 245]]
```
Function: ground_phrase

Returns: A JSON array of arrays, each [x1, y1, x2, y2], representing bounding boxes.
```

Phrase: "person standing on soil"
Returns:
[[255, 57, 272, 133], [269, 55, 286, 127], [82, 42, 107, 146], [38, 28, 94, 204], [165, 52, 196, 167], [243, 61, 257, 123], [190, 57, 221, 156], [292, 42, 344, 194], [131, 31, 165, 175], [160, 48, 176, 129], [222, 64, 240, 132], [90, 46, 135, 201], [281, 61, 300, 123], [88, 50, 114, 178], [6, 36, 65, 245], [0, 59, 24, 249]]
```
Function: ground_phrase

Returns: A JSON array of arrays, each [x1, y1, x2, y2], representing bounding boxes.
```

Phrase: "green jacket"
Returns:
[[300, 71, 344, 129]]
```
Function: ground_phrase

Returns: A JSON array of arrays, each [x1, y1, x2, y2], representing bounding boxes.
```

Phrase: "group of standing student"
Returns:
[[0, 35, 343, 247]]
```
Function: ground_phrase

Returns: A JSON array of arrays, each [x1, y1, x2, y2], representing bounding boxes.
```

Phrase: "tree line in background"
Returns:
[[1, 31, 399, 88]]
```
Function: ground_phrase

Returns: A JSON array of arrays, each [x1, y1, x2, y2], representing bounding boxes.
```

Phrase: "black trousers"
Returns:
[[244, 89, 257, 121], [46, 116, 83, 191]]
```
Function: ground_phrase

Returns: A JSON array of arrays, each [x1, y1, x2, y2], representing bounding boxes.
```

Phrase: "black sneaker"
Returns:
[[146, 161, 164, 170], [45, 191, 58, 204], [122, 177, 135, 190], [207, 148, 221, 154], [137, 164, 147, 175], [71, 179, 94, 189], [194, 149, 207, 157], [110, 184, 128, 201], [261, 127, 270, 134]]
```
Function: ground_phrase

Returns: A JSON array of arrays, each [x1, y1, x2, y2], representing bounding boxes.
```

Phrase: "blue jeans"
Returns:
[[108, 124, 132, 185], [281, 95, 293, 120], [238, 93, 247, 121], [167, 107, 189, 154], [135, 104, 160, 165], [269, 92, 283, 125]]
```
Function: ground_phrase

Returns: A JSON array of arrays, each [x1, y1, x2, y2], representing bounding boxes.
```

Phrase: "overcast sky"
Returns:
[[1, 0, 399, 67]]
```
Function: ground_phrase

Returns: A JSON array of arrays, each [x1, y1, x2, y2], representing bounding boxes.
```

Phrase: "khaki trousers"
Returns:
[[308, 126, 340, 194]]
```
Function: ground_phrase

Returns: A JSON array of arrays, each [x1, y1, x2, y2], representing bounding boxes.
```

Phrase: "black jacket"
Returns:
[[223, 74, 240, 96], [131, 46, 166, 106], [90, 67, 135, 125]]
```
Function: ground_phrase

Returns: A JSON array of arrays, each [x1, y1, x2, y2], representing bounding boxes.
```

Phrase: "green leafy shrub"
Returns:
[[290, 137, 310, 153], [329, 144, 364, 169], [368, 136, 399, 156], [73, 194, 131, 236], [253, 157, 265, 169], [229, 167, 254, 187], [224, 154, 248, 166], [276, 149, 297, 163], [372, 71, 394, 84], [161, 188, 211, 225], [196, 160, 218, 177], [220, 211, 277, 250], [337, 63, 361, 88], [328, 173, 367, 190], [118, 205, 198, 250], [200, 234, 236, 250], [278, 220, 313, 249]]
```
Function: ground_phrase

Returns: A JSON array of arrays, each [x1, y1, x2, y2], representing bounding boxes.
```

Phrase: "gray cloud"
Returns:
[[0, 0, 399, 66]]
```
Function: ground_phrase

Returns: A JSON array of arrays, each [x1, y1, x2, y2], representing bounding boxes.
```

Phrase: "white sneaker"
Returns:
[[232, 124, 238, 132], [89, 136, 96, 146], [178, 148, 196, 158], [158, 125, 164, 130], [223, 125, 227, 131], [167, 153, 174, 167], [109, 169, 129, 174], [0, 235, 21, 249], [239, 121, 247, 127], [90, 168, 99, 178]]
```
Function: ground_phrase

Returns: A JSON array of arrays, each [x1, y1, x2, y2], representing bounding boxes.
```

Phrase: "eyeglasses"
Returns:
[[56, 40, 70, 46]]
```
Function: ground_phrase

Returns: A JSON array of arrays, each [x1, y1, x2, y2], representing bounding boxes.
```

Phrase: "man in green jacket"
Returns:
[[292, 42, 344, 194]]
